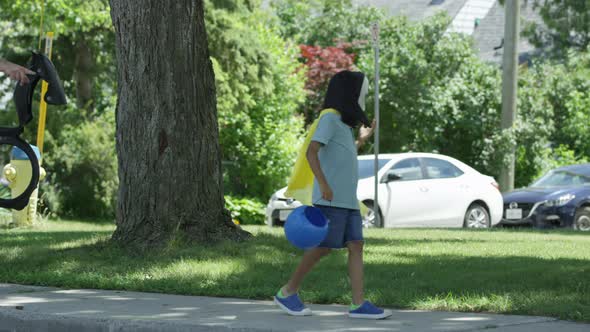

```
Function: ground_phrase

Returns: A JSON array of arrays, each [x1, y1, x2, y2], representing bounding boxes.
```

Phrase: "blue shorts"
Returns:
[[315, 205, 364, 249]]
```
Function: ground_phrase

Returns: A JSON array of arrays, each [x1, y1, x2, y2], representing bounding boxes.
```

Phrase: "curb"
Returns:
[[0, 308, 267, 332]]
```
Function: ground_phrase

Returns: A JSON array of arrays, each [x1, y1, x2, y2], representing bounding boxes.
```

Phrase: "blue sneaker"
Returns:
[[274, 291, 312, 316], [349, 301, 392, 319]]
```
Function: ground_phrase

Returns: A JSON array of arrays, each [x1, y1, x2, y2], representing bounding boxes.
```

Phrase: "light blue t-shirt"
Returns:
[[311, 112, 359, 210]]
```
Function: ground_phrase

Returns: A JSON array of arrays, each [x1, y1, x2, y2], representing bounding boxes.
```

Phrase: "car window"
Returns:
[[532, 171, 590, 187], [422, 158, 464, 179], [389, 158, 423, 181], [358, 159, 391, 179]]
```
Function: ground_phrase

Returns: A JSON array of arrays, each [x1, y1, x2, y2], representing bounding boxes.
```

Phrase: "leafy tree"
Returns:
[[0, 0, 115, 114], [299, 42, 357, 124], [43, 107, 117, 218], [356, 12, 574, 187], [479, 52, 590, 187], [206, 0, 306, 199], [359, 13, 480, 154], [538, 145, 589, 178], [0, 0, 118, 218], [516, 52, 590, 180], [512, 63, 554, 187], [547, 51, 590, 157], [270, 0, 383, 129], [522, 0, 590, 58], [270, 0, 384, 46]]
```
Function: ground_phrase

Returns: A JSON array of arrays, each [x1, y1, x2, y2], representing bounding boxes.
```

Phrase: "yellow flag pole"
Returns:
[[36, 31, 54, 159]]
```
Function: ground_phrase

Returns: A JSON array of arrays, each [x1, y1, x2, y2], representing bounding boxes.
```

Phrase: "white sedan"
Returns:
[[266, 153, 503, 228]]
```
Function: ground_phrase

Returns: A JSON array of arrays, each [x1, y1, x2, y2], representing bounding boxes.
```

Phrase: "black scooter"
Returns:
[[0, 52, 67, 210]]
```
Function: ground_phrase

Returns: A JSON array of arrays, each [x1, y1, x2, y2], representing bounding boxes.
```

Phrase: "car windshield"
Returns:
[[358, 159, 391, 179], [531, 170, 590, 187]]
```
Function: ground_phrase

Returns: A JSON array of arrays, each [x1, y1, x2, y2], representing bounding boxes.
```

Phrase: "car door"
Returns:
[[379, 158, 430, 227], [418, 157, 468, 227]]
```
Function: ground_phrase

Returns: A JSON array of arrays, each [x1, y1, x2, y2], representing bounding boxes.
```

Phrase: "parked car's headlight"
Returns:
[[545, 194, 576, 207]]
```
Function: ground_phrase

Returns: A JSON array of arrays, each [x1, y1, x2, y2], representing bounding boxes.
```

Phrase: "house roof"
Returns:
[[472, 1, 545, 64], [352, 0, 545, 65], [352, 0, 468, 22], [262, 0, 546, 64]]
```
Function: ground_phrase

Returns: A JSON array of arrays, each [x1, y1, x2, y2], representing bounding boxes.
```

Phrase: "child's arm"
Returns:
[[356, 119, 376, 151], [306, 141, 333, 201], [355, 138, 367, 150]]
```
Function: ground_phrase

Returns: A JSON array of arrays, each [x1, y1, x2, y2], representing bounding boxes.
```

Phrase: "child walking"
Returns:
[[275, 70, 392, 320]]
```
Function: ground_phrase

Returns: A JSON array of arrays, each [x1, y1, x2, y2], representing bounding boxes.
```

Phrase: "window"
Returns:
[[532, 171, 590, 187], [358, 159, 391, 179], [389, 158, 423, 181], [422, 158, 463, 179]]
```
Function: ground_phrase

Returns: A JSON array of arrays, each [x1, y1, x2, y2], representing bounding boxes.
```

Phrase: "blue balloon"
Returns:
[[284, 206, 329, 249]]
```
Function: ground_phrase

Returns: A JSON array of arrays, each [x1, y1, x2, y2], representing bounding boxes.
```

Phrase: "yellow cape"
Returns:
[[285, 109, 368, 216]]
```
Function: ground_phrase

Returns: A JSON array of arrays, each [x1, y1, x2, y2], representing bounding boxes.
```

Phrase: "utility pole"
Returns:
[[371, 22, 380, 228], [499, 0, 520, 192]]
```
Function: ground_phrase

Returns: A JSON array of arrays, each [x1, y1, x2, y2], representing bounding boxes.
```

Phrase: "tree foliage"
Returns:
[[43, 106, 117, 218], [1, 0, 588, 218], [359, 14, 494, 156], [205, 0, 306, 200], [514, 51, 590, 185], [356, 12, 589, 187], [299, 42, 358, 124], [270, 0, 384, 46], [0, 0, 115, 112], [0, 0, 118, 217], [522, 0, 590, 58]]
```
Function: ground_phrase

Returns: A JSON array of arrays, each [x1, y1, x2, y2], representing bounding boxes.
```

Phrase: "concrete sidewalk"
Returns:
[[0, 283, 588, 332]]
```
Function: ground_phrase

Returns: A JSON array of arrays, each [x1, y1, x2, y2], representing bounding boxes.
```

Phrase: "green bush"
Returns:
[[2, 0, 586, 218], [358, 14, 506, 173], [42, 107, 117, 219], [511, 52, 590, 187], [224, 196, 265, 225], [270, 0, 384, 47], [539, 145, 589, 178], [564, 90, 590, 157], [206, 1, 306, 200], [355, 11, 590, 187]]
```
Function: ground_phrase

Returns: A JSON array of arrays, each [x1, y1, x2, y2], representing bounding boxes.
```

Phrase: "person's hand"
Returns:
[[359, 119, 376, 143], [320, 182, 333, 201], [0, 60, 35, 86]]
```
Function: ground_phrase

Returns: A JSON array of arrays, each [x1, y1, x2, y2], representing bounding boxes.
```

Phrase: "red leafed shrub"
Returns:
[[300, 42, 356, 91], [299, 41, 359, 124]]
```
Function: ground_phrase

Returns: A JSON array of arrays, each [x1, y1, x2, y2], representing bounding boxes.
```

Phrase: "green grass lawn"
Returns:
[[1, 220, 589, 322]]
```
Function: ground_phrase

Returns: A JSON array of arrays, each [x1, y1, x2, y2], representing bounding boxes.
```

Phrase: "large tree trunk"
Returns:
[[109, 0, 249, 247], [74, 38, 94, 113]]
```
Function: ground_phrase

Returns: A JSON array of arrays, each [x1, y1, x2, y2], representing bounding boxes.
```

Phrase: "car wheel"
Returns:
[[362, 201, 383, 228], [573, 207, 590, 231], [463, 203, 490, 228]]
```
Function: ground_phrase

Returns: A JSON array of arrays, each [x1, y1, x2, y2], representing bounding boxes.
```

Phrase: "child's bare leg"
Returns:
[[283, 247, 331, 295], [347, 241, 364, 305]]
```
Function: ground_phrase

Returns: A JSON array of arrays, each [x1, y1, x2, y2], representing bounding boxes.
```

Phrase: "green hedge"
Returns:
[[224, 196, 265, 225], [41, 107, 117, 219]]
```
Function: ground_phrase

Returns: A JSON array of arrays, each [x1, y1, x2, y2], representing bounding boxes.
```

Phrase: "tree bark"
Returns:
[[74, 38, 94, 113], [109, 0, 249, 247]]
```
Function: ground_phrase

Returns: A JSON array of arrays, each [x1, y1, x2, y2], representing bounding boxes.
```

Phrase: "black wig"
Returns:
[[322, 70, 370, 128]]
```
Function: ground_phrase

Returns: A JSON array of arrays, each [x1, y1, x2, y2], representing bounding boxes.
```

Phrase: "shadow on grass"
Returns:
[[0, 231, 112, 247], [0, 227, 588, 322]]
